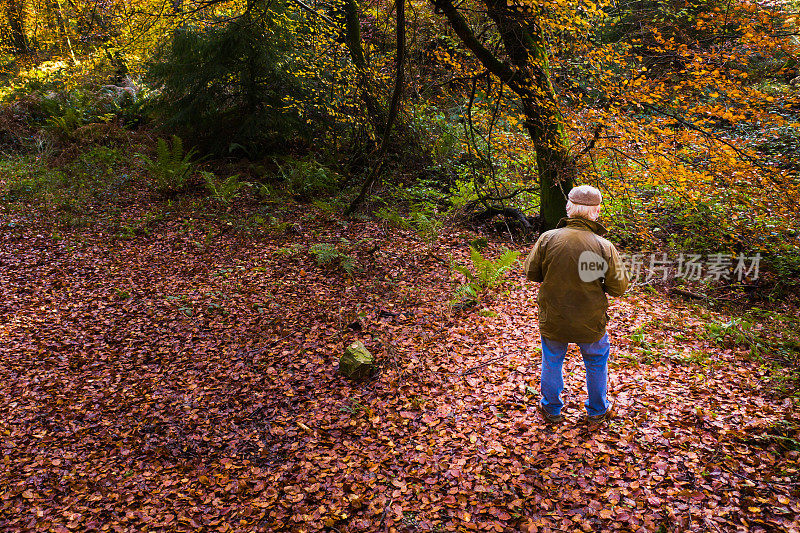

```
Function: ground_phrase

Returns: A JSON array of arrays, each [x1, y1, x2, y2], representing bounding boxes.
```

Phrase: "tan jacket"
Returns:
[[523, 217, 628, 343]]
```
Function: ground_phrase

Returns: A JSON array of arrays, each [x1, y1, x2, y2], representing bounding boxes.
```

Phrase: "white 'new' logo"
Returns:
[[578, 250, 608, 282]]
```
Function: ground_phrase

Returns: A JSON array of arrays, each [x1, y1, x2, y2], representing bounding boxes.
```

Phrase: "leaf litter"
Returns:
[[1, 210, 798, 533]]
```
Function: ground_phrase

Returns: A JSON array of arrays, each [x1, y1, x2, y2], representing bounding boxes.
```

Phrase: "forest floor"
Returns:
[[1, 200, 799, 533]]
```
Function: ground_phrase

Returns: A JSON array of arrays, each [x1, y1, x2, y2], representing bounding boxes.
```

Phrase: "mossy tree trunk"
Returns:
[[433, 0, 575, 230]]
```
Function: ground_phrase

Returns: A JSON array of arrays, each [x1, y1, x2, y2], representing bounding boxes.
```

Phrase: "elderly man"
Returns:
[[523, 185, 629, 424]]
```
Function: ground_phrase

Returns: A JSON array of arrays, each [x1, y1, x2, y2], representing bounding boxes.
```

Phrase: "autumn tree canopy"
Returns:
[[1, 0, 798, 248]]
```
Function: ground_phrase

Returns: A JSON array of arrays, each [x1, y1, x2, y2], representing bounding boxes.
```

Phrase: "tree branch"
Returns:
[[345, 0, 406, 215], [641, 103, 770, 174], [576, 123, 603, 159], [430, 0, 516, 86]]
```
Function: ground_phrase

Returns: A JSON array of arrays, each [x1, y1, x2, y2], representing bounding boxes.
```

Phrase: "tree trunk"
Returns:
[[341, 0, 387, 136], [525, 103, 575, 229], [432, 0, 574, 230], [7, 0, 30, 53], [53, 0, 77, 63], [345, 0, 406, 215], [535, 136, 574, 229]]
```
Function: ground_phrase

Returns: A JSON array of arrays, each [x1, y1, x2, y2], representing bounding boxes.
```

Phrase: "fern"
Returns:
[[309, 241, 358, 274], [410, 209, 442, 242], [275, 158, 340, 200], [45, 108, 84, 140], [203, 172, 247, 204], [451, 246, 520, 305], [140, 135, 198, 197], [309, 243, 339, 265]]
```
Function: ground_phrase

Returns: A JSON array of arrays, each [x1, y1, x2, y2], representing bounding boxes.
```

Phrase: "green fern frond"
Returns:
[[156, 138, 169, 167], [171, 135, 184, 163], [452, 246, 521, 301], [452, 264, 474, 280], [145, 135, 197, 197], [493, 249, 521, 281]]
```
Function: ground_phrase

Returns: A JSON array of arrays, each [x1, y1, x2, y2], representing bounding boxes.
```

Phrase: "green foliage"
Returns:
[[409, 104, 466, 170], [451, 246, 520, 304], [1, 146, 133, 216], [114, 288, 131, 300], [340, 398, 365, 415], [44, 107, 84, 140], [701, 311, 800, 398], [254, 182, 279, 202], [762, 242, 800, 295], [662, 201, 733, 252], [275, 158, 340, 200], [602, 183, 800, 297], [704, 318, 752, 348], [704, 312, 799, 365], [372, 189, 444, 242], [408, 210, 443, 243], [623, 323, 669, 364], [403, 179, 451, 207], [102, 86, 154, 129], [146, 1, 307, 156], [309, 240, 357, 274], [1, 154, 52, 203], [266, 216, 291, 235], [165, 294, 194, 317], [596, 0, 727, 66], [4, 81, 149, 140], [140, 136, 197, 197], [72, 146, 131, 198], [272, 243, 305, 257], [203, 172, 247, 205], [113, 209, 165, 240], [469, 236, 489, 251], [447, 178, 481, 211], [312, 199, 339, 214], [374, 205, 410, 229]]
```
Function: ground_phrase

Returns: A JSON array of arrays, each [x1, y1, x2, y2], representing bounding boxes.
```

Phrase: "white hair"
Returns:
[[566, 200, 602, 221]]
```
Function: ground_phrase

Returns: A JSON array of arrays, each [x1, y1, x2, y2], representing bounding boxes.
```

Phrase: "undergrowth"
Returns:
[[451, 246, 520, 305]]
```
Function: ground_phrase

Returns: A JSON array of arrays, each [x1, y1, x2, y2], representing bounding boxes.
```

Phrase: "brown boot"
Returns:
[[586, 400, 615, 424], [537, 401, 564, 424]]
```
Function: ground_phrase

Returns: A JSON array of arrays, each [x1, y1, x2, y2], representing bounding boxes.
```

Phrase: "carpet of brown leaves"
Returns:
[[1, 208, 799, 532]]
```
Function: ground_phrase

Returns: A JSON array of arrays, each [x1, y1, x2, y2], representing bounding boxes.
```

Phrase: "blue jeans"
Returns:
[[540, 334, 610, 417]]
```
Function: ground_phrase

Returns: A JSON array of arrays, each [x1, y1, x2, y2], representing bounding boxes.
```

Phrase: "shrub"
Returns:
[[1, 145, 135, 216], [44, 107, 84, 141], [374, 205, 410, 228], [275, 158, 340, 200], [408, 209, 442, 243], [409, 104, 465, 171], [758, 124, 800, 172]]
